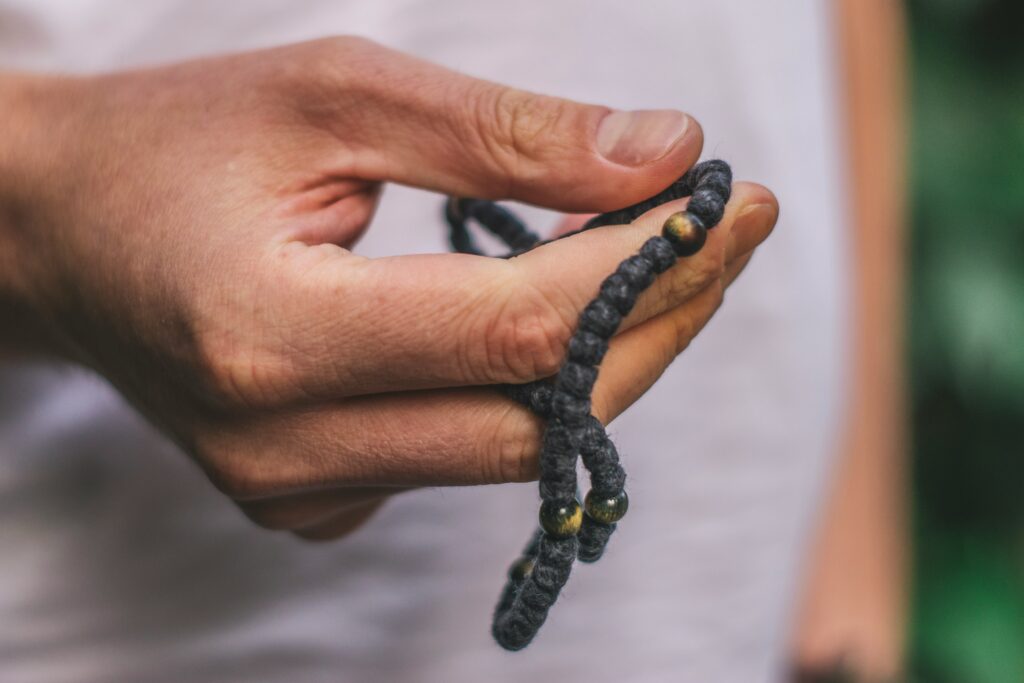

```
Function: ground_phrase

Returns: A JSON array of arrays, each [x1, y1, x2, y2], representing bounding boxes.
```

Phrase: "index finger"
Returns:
[[261, 182, 775, 402]]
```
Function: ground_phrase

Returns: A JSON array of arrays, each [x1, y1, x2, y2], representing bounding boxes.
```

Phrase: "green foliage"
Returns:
[[908, 0, 1024, 679]]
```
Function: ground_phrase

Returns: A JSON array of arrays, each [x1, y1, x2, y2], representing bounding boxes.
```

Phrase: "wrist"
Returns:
[[0, 73, 82, 357]]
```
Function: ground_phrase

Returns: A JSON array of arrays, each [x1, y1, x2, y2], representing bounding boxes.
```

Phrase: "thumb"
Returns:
[[316, 38, 704, 212]]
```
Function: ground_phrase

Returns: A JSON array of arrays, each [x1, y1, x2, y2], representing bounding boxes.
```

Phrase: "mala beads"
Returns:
[[445, 159, 732, 650]]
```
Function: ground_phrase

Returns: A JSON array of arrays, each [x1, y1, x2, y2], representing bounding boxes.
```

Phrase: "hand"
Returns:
[[0, 37, 777, 539]]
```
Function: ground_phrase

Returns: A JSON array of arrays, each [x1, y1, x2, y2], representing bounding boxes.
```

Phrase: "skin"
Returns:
[[0, 37, 777, 541], [792, 0, 908, 678]]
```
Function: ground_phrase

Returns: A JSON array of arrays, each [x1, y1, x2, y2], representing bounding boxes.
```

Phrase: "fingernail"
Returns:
[[596, 109, 690, 166], [737, 202, 777, 230]]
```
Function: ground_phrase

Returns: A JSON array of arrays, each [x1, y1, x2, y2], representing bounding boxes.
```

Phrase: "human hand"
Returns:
[[0, 37, 777, 539]]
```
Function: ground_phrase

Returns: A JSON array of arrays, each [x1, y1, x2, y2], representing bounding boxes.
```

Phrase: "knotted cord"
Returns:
[[444, 159, 733, 650]]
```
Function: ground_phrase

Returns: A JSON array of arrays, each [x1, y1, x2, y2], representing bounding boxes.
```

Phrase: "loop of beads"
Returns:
[[445, 159, 733, 650]]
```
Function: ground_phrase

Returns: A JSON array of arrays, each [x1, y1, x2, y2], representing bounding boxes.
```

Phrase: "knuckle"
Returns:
[[204, 454, 266, 500], [193, 328, 295, 412], [483, 404, 542, 484], [690, 243, 729, 289], [473, 87, 572, 184], [306, 34, 382, 66], [473, 279, 572, 382], [655, 246, 727, 308], [669, 310, 700, 357], [197, 434, 285, 501], [282, 35, 386, 103]]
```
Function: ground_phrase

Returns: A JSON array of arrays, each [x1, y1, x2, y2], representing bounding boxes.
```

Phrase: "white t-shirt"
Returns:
[[0, 2, 849, 681]]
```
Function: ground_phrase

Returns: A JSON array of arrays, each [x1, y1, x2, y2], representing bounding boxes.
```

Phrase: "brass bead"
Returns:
[[584, 489, 630, 524], [508, 556, 535, 582], [539, 499, 583, 538], [662, 211, 707, 257]]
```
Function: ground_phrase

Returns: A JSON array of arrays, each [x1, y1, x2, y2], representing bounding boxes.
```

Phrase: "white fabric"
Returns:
[[0, 2, 849, 681]]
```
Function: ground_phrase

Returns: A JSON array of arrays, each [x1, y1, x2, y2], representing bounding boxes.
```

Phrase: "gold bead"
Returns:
[[539, 499, 583, 538], [584, 489, 629, 524], [662, 211, 707, 256]]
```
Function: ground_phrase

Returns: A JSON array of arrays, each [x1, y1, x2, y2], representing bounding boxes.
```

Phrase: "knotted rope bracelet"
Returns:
[[444, 159, 732, 650]]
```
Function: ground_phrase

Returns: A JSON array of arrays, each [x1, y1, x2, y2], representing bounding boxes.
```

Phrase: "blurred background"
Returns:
[[907, 0, 1024, 680], [0, 2, 1021, 681]]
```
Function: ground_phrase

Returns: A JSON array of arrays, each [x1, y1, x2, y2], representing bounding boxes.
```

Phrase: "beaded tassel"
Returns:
[[445, 159, 733, 650]]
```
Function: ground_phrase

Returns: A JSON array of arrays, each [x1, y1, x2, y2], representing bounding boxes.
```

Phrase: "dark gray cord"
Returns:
[[444, 159, 733, 650], [445, 197, 541, 256]]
